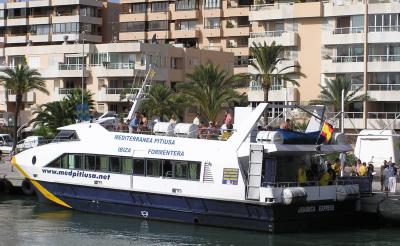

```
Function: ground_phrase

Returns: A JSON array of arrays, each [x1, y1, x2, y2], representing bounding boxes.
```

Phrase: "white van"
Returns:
[[354, 129, 400, 168], [0, 134, 13, 154], [17, 136, 45, 151]]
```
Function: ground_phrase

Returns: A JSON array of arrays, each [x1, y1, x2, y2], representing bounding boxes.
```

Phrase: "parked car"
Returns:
[[17, 136, 45, 151], [0, 134, 14, 154]]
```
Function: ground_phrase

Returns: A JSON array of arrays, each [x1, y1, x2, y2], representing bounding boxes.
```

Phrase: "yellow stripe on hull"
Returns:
[[11, 157, 71, 209]]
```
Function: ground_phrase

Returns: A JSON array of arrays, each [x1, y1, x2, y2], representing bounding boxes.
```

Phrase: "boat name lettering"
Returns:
[[297, 206, 316, 213], [118, 147, 131, 153], [147, 149, 184, 157], [319, 205, 335, 212], [114, 135, 175, 145], [297, 205, 335, 214]]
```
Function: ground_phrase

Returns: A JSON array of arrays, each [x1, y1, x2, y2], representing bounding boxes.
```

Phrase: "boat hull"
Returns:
[[34, 181, 359, 233]]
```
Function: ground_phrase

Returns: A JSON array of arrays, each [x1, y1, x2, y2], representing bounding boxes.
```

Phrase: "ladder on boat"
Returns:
[[246, 144, 264, 200]]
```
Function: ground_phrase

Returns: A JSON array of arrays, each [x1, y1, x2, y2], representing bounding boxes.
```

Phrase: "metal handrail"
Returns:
[[367, 112, 400, 119], [332, 55, 364, 63], [368, 25, 400, 32], [58, 88, 77, 94], [368, 54, 400, 62], [250, 2, 293, 11], [107, 63, 135, 69], [59, 64, 84, 70], [250, 30, 285, 38], [106, 88, 129, 94], [330, 112, 363, 118], [333, 26, 364, 34], [368, 84, 400, 91]]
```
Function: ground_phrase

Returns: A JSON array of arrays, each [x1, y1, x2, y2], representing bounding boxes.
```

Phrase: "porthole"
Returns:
[[32, 156, 37, 165]]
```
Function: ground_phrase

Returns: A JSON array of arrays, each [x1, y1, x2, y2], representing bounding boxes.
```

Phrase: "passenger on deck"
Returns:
[[319, 169, 331, 186], [388, 162, 397, 193], [279, 119, 291, 130], [129, 111, 141, 133], [193, 112, 200, 126], [381, 160, 389, 191], [350, 161, 358, 176], [327, 162, 336, 182], [297, 162, 307, 185], [358, 162, 367, 176], [332, 158, 341, 177]]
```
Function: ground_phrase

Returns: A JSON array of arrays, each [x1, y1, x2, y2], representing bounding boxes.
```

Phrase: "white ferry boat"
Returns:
[[12, 102, 372, 232]]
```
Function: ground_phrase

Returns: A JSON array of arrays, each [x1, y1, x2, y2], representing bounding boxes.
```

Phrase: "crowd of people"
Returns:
[[297, 158, 375, 186]]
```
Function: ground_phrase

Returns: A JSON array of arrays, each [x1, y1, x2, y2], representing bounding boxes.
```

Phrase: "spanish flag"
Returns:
[[321, 121, 334, 143]]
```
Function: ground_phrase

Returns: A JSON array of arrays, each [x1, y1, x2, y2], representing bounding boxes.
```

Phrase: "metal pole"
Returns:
[[341, 89, 344, 133], [81, 30, 85, 112], [363, 0, 369, 129], [284, 81, 288, 121]]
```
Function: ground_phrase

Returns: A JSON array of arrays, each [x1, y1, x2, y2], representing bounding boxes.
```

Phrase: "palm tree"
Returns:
[[140, 84, 186, 121], [249, 41, 305, 119], [179, 63, 245, 123], [0, 64, 48, 151], [31, 101, 73, 136], [310, 77, 371, 112], [64, 89, 94, 121]]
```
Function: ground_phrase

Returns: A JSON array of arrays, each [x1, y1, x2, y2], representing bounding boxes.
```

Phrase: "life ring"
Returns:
[[21, 179, 35, 196]]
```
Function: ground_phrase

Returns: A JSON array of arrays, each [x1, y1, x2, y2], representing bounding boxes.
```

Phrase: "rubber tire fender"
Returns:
[[21, 179, 35, 196]]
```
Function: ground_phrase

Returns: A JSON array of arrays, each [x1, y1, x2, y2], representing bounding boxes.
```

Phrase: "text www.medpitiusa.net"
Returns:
[[42, 169, 111, 180]]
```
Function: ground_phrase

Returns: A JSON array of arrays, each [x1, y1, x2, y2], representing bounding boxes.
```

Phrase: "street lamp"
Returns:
[[81, 30, 86, 120]]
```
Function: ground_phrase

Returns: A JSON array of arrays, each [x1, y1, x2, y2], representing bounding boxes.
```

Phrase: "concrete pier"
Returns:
[[0, 156, 25, 193]]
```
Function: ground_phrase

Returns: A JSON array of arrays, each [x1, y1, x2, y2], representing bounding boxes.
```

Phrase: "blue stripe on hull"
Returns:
[[33, 181, 358, 232]]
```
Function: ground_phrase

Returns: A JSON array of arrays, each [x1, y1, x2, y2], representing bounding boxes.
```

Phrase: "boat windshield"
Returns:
[[52, 130, 79, 143], [2, 135, 13, 144]]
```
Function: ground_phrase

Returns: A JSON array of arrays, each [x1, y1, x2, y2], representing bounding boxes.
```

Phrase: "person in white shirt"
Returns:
[[193, 113, 200, 126]]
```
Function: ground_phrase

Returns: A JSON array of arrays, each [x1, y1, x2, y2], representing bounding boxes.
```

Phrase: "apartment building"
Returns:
[[119, 0, 252, 74], [248, 0, 400, 130], [0, 0, 117, 48], [0, 42, 233, 123]]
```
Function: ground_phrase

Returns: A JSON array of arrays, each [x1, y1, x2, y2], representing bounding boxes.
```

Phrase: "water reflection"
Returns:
[[0, 196, 400, 246]]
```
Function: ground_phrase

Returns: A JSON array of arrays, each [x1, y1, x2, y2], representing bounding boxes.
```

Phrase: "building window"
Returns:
[[133, 3, 147, 13], [52, 23, 80, 34], [120, 22, 146, 32], [204, 0, 221, 9], [80, 6, 97, 17], [148, 21, 169, 31], [204, 17, 220, 29], [151, 2, 168, 12], [176, 0, 198, 11], [29, 24, 50, 35], [234, 56, 250, 67], [109, 103, 118, 112], [177, 20, 197, 30], [27, 56, 40, 69]]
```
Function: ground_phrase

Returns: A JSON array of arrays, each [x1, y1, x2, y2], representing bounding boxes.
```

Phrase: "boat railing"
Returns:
[[262, 176, 372, 193]]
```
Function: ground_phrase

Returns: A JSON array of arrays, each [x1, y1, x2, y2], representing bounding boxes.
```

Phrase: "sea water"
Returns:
[[0, 195, 399, 246]]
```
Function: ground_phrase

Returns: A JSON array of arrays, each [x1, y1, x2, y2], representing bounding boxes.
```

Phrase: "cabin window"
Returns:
[[163, 160, 173, 177], [109, 157, 121, 172], [53, 130, 79, 142], [147, 159, 161, 177], [44, 153, 202, 181], [121, 157, 133, 174], [174, 161, 188, 179], [85, 155, 98, 170], [188, 162, 201, 180], [133, 159, 145, 175]]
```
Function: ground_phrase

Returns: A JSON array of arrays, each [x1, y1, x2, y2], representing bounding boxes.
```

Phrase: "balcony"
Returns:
[[119, 32, 147, 41], [147, 11, 171, 21], [171, 29, 200, 39], [52, 33, 102, 43], [368, 26, 400, 43], [28, 16, 50, 25], [147, 30, 170, 40], [247, 85, 299, 102], [6, 35, 27, 44], [53, 88, 75, 101], [224, 45, 249, 56], [225, 4, 249, 17], [293, 1, 322, 18], [204, 45, 222, 51], [223, 25, 250, 37], [58, 64, 89, 77], [321, 56, 364, 73], [203, 27, 222, 37], [368, 0, 400, 14], [202, 7, 223, 18], [322, 27, 364, 45], [367, 84, 400, 101], [171, 9, 200, 20], [249, 3, 294, 22], [368, 55, 400, 72], [328, 111, 400, 130], [97, 87, 128, 102], [248, 59, 300, 74], [28, 0, 50, 8], [6, 90, 35, 103], [323, 0, 364, 17], [249, 31, 299, 47], [120, 13, 147, 22], [7, 18, 27, 26], [92, 63, 137, 77], [29, 34, 51, 43]]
